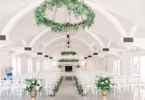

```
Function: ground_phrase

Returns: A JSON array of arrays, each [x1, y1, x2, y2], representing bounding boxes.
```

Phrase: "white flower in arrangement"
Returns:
[[37, 80, 41, 84], [27, 85, 30, 88], [105, 80, 108, 83], [32, 81, 35, 83], [101, 82, 104, 84], [36, 86, 39, 91]]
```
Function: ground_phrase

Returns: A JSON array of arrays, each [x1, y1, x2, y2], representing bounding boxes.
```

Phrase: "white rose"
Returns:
[[36, 86, 39, 91], [32, 81, 35, 83], [37, 80, 41, 84], [105, 80, 108, 83]]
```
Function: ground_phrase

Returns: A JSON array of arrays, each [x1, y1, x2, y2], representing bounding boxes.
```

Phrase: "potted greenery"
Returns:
[[25, 78, 43, 100], [96, 76, 113, 99]]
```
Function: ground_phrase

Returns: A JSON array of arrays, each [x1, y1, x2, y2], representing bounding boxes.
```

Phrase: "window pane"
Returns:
[[12, 57, 17, 77], [113, 59, 120, 75], [52, 61, 57, 66], [140, 56, 145, 77], [27, 59, 33, 73], [132, 56, 139, 76], [81, 61, 86, 66], [36, 61, 40, 72], [17, 58, 21, 76]]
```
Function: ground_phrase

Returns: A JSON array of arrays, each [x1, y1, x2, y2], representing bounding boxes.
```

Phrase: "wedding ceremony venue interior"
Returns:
[[0, 0, 145, 100]]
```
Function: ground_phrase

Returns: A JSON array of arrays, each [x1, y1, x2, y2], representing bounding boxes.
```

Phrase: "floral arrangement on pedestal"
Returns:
[[25, 78, 43, 100], [95, 76, 114, 98]]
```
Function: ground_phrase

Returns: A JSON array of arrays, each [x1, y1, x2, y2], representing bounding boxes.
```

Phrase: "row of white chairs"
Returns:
[[75, 71, 145, 100], [0, 71, 61, 98]]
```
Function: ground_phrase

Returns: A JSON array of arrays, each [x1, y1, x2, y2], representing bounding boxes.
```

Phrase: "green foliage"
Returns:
[[34, 0, 95, 32], [25, 78, 43, 93], [61, 51, 77, 56], [96, 76, 114, 93], [74, 76, 87, 96], [49, 76, 63, 96], [58, 58, 79, 62], [76, 65, 80, 68]]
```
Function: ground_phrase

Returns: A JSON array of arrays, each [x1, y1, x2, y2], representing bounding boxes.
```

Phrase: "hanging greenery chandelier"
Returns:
[[58, 58, 79, 62], [61, 51, 77, 56], [35, 0, 95, 32]]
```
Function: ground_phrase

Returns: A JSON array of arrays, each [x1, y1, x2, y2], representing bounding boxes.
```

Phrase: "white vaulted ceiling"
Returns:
[[0, 0, 145, 59]]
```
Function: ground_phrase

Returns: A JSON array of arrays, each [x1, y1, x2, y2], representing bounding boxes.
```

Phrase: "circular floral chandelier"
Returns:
[[35, 0, 95, 33]]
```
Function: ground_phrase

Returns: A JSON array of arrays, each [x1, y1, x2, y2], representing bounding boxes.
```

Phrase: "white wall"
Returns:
[[0, 50, 10, 76], [20, 55, 28, 73]]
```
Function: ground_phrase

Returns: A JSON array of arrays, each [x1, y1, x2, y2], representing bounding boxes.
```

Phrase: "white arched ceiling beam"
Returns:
[[106, 41, 112, 48], [85, 29, 105, 47], [122, 26, 144, 50], [47, 42, 89, 55], [40, 36, 94, 52], [10, 36, 97, 58], [28, 42, 90, 59], [29, 28, 105, 48], [103, 48, 123, 58], [106, 52, 123, 59], [10, 51, 31, 58], [1, 0, 126, 43], [10, 36, 93, 58], [46, 42, 107, 60], [29, 28, 50, 47], [84, 0, 127, 37], [129, 25, 138, 37], [21, 39, 28, 47], [125, 43, 145, 50], [1, 0, 45, 35]]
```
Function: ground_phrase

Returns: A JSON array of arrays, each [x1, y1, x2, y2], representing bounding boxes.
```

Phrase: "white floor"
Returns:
[[0, 77, 144, 100]]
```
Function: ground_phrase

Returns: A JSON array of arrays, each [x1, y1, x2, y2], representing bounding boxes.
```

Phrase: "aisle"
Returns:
[[55, 79, 83, 100]]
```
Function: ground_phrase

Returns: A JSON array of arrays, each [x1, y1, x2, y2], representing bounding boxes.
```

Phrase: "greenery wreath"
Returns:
[[61, 51, 77, 56], [35, 0, 95, 32]]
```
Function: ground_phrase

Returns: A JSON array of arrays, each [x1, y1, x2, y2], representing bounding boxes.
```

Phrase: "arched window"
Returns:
[[113, 59, 120, 75], [27, 59, 33, 73], [12, 57, 21, 77], [36, 60, 40, 72]]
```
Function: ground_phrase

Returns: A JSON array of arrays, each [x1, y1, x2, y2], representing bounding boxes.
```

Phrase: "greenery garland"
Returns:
[[74, 76, 86, 96], [35, 0, 95, 32], [61, 51, 77, 56], [50, 76, 63, 96], [58, 58, 79, 62]]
